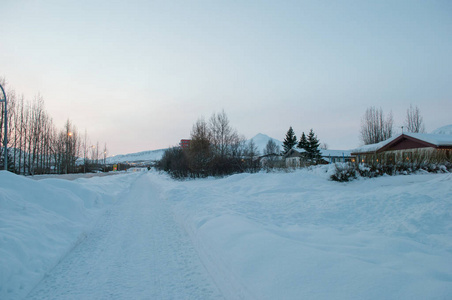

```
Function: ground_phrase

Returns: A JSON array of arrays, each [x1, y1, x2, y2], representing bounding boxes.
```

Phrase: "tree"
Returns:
[[360, 106, 393, 145], [306, 129, 321, 162], [243, 139, 260, 172], [405, 104, 425, 133], [158, 146, 189, 178], [208, 110, 242, 175], [245, 139, 259, 157], [297, 132, 308, 151], [188, 117, 212, 176], [103, 143, 108, 168], [0, 78, 107, 175], [282, 126, 297, 154], [264, 139, 280, 156]]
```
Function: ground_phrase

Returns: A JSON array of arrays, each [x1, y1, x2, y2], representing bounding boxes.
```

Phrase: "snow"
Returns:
[[103, 133, 351, 164], [1, 168, 452, 299], [0, 171, 137, 299], [167, 169, 452, 299], [104, 134, 281, 164], [431, 124, 452, 135], [105, 148, 166, 164], [99, 126, 450, 165], [320, 149, 352, 157], [351, 130, 452, 154], [404, 132, 452, 146], [350, 136, 399, 154]]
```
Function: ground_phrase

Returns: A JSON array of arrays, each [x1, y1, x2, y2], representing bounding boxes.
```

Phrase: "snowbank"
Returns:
[[163, 169, 452, 299], [0, 171, 137, 300], [2, 168, 451, 299]]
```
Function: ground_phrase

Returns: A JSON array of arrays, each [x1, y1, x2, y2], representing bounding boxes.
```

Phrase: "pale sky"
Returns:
[[1, 0, 451, 155]]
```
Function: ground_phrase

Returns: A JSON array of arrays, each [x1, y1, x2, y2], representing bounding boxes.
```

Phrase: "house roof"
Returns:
[[351, 133, 452, 155], [403, 132, 452, 147], [283, 148, 353, 158], [284, 148, 304, 158], [320, 149, 353, 157]]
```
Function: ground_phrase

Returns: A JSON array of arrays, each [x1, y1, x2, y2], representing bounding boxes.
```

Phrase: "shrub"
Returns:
[[330, 161, 452, 182], [330, 163, 357, 182]]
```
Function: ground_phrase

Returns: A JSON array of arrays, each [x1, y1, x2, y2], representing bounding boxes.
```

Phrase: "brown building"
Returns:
[[351, 133, 452, 164]]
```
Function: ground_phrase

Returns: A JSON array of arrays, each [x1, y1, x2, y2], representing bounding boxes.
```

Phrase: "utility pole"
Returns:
[[0, 83, 7, 171]]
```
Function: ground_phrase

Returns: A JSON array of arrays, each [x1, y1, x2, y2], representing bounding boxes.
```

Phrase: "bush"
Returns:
[[330, 162, 452, 182], [330, 163, 357, 182], [156, 147, 189, 179]]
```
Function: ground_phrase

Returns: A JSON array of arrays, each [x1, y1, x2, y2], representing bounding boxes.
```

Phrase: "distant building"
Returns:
[[180, 139, 191, 149], [320, 149, 354, 163], [283, 148, 354, 167], [284, 149, 305, 168]]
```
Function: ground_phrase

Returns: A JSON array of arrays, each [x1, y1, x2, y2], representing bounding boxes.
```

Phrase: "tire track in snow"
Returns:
[[26, 173, 223, 299]]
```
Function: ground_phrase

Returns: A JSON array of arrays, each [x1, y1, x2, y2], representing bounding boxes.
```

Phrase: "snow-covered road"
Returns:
[[25, 174, 222, 299]]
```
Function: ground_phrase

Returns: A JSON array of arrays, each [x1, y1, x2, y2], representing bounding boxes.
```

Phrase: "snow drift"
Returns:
[[1, 168, 452, 299], [0, 171, 138, 299], [164, 168, 452, 299]]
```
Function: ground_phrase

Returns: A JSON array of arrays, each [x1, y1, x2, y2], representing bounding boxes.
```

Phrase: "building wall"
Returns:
[[180, 139, 191, 149], [286, 157, 301, 168], [356, 148, 452, 165]]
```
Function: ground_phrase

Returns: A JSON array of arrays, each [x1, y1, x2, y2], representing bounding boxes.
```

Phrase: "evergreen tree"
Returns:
[[306, 129, 321, 162], [297, 132, 308, 151], [282, 126, 297, 154]]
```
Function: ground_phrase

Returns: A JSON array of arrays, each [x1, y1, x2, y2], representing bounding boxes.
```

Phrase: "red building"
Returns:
[[180, 139, 191, 149]]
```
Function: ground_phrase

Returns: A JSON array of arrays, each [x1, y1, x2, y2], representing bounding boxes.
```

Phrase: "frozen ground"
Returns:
[[1, 167, 451, 299]]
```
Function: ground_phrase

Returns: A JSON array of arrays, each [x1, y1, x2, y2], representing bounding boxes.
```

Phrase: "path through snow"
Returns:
[[26, 173, 222, 299]]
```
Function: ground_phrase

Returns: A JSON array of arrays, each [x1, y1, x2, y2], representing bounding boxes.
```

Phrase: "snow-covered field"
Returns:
[[1, 167, 451, 299]]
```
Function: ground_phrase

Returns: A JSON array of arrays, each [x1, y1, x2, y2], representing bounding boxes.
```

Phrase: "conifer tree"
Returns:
[[297, 132, 308, 151], [282, 126, 297, 154], [306, 129, 321, 162]]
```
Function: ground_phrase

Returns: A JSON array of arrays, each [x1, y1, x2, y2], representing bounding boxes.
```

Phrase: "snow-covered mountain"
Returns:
[[106, 148, 166, 164], [431, 124, 452, 135], [247, 133, 282, 155]]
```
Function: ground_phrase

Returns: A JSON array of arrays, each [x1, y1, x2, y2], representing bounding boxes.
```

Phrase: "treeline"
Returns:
[[157, 111, 260, 178], [0, 78, 108, 174]]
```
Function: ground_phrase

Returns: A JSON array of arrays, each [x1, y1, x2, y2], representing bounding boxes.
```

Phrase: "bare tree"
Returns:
[[188, 117, 211, 175], [264, 139, 280, 156], [209, 110, 239, 159], [83, 129, 88, 173], [243, 139, 260, 172], [0, 78, 100, 175], [360, 107, 394, 145], [405, 104, 425, 133], [103, 143, 108, 167]]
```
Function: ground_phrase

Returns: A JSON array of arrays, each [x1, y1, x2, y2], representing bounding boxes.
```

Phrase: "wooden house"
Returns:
[[351, 133, 452, 164]]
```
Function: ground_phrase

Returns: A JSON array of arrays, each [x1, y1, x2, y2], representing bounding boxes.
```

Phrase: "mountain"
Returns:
[[106, 148, 167, 164], [431, 124, 452, 135], [247, 133, 283, 155]]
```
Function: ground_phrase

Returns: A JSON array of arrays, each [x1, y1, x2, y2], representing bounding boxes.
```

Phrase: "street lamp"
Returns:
[[0, 83, 7, 171], [66, 131, 73, 174]]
